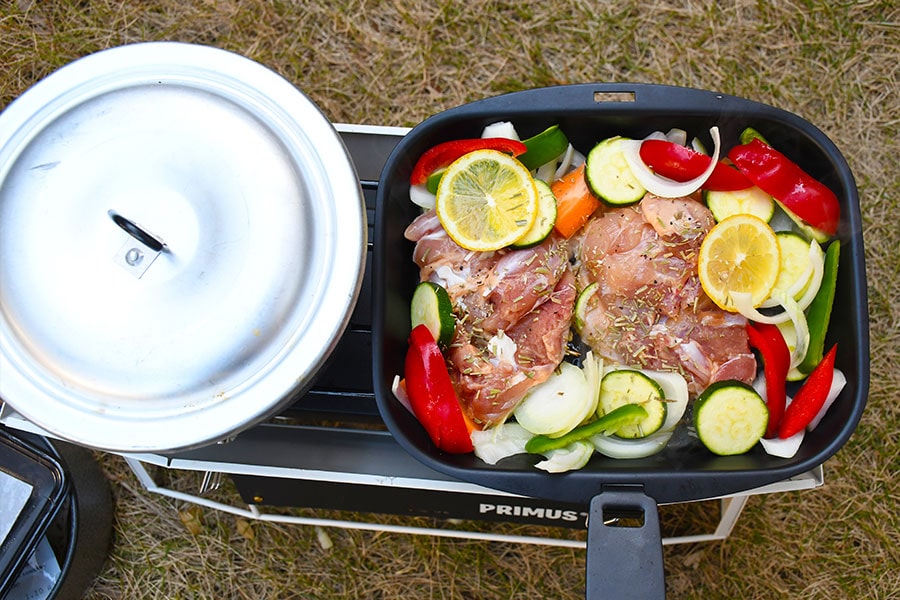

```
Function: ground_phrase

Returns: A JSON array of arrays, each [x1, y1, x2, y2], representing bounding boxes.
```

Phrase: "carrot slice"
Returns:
[[551, 164, 601, 238]]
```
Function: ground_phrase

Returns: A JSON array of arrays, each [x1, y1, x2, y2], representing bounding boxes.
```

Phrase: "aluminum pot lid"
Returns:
[[0, 42, 366, 452]]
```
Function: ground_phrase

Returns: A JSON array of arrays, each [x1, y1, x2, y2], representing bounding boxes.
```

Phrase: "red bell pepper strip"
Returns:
[[409, 138, 528, 186], [639, 139, 753, 191], [746, 322, 791, 438], [778, 344, 838, 439], [728, 138, 840, 236], [404, 324, 474, 453]]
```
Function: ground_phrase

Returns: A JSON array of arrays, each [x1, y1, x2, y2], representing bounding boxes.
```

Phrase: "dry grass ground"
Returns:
[[2, 1, 898, 598]]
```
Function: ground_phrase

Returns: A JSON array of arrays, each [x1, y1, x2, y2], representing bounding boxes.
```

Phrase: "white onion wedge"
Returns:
[[535, 441, 594, 473], [808, 368, 847, 431], [754, 368, 846, 458], [481, 121, 520, 140], [760, 431, 804, 458], [553, 144, 585, 182], [391, 375, 414, 414], [471, 422, 532, 465], [514, 352, 602, 437], [409, 184, 436, 209], [591, 430, 674, 459], [535, 157, 562, 183], [665, 128, 688, 146]]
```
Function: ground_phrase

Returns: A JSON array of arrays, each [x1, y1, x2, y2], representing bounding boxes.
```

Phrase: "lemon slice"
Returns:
[[435, 149, 538, 251], [698, 214, 780, 311]]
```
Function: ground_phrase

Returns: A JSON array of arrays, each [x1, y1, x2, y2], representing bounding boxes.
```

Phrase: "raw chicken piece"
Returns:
[[576, 194, 756, 396], [405, 210, 575, 427], [447, 270, 576, 427]]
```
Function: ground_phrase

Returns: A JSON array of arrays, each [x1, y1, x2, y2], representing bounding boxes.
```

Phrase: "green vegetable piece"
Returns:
[[704, 186, 775, 223], [518, 125, 570, 171], [585, 136, 646, 206], [573, 281, 599, 334], [425, 168, 445, 194], [598, 369, 667, 439], [410, 281, 455, 348], [525, 403, 648, 455], [694, 380, 768, 456], [798, 240, 840, 374], [510, 179, 557, 249], [739, 126, 770, 146]]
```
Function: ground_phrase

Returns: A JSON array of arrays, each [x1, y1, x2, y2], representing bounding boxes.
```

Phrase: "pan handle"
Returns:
[[586, 487, 665, 600]]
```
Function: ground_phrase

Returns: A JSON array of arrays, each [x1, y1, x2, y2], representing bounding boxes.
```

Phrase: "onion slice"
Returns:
[[734, 291, 810, 369], [471, 422, 532, 465], [409, 184, 436, 209], [481, 121, 520, 140], [535, 440, 594, 473], [665, 128, 688, 146], [760, 430, 804, 458], [623, 126, 722, 198], [760, 240, 825, 310], [591, 429, 674, 459], [391, 375, 414, 414], [807, 368, 847, 431], [553, 144, 585, 182]]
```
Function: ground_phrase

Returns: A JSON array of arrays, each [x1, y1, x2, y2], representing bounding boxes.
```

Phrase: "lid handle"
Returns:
[[108, 210, 166, 253], [108, 210, 167, 279]]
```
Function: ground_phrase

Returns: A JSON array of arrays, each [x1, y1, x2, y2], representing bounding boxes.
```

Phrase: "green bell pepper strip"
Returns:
[[799, 240, 840, 374], [525, 403, 648, 455]]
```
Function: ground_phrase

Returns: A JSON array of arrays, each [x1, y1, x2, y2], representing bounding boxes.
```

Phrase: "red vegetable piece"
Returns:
[[728, 138, 840, 236], [746, 322, 791, 438], [404, 324, 474, 453], [409, 138, 528, 186], [639, 139, 752, 191], [778, 344, 838, 439]]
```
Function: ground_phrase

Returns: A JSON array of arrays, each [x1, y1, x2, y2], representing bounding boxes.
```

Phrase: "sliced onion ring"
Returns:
[[760, 240, 825, 310], [591, 430, 674, 459], [734, 291, 810, 369], [623, 126, 721, 198]]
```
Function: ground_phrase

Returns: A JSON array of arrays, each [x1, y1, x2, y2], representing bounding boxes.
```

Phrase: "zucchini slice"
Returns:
[[767, 231, 816, 304], [598, 369, 666, 439], [573, 281, 599, 334], [511, 179, 557, 249], [585, 136, 646, 206], [694, 380, 768, 456], [705, 186, 775, 223], [410, 281, 455, 347]]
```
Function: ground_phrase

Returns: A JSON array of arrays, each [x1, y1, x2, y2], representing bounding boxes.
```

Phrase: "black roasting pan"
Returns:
[[372, 83, 868, 598]]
